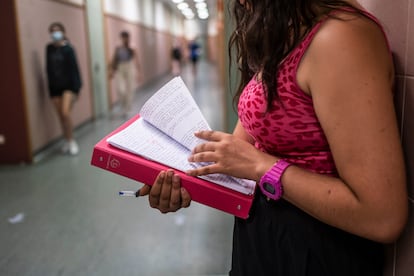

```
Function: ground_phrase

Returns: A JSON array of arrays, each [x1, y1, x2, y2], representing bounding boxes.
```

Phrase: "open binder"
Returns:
[[91, 76, 258, 218], [91, 114, 255, 218]]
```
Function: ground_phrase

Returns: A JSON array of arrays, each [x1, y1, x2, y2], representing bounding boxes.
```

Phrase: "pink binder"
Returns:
[[90, 114, 255, 218]]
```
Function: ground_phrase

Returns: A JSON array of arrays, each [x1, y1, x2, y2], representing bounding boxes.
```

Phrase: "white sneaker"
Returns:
[[61, 140, 70, 154], [69, 140, 79, 155]]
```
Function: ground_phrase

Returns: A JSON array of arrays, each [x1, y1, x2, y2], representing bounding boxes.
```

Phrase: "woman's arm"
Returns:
[[45, 45, 52, 82], [188, 15, 408, 243], [66, 46, 82, 93], [108, 47, 119, 78], [132, 48, 142, 79], [285, 15, 408, 243]]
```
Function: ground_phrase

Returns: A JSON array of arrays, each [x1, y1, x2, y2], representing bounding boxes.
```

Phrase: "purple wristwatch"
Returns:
[[259, 159, 291, 200]]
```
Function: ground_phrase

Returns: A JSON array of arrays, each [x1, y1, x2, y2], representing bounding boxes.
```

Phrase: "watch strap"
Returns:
[[259, 159, 291, 200]]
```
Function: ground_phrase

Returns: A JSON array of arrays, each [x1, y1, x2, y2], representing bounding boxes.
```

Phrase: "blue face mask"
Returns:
[[51, 31, 64, 42]]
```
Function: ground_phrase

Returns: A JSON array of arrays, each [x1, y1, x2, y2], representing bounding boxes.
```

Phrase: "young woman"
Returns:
[[109, 31, 141, 118], [171, 39, 183, 76], [46, 22, 82, 155], [188, 39, 201, 75], [139, 0, 408, 275]]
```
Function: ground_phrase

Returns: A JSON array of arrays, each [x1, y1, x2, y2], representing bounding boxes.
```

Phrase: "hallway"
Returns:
[[0, 62, 234, 276]]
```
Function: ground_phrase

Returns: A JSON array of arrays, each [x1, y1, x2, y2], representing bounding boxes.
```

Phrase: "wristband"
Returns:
[[258, 159, 291, 200]]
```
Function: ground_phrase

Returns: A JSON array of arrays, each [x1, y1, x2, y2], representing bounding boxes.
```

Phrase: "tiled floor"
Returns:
[[0, 62, 234, 276]]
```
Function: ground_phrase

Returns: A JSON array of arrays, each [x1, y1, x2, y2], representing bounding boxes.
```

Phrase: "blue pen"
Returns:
[[119, 190, 139, 197]]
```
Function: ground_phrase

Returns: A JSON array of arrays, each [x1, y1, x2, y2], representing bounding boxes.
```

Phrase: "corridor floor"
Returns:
[[0, 62, 234, 276]]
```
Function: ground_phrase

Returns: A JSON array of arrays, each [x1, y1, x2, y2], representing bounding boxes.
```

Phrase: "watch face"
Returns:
[[259, 160, 290, 201], [263, 182, 276, 195]]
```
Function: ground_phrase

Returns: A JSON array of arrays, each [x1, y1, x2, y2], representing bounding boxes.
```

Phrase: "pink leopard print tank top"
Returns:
[[238, 9, 386, 176]]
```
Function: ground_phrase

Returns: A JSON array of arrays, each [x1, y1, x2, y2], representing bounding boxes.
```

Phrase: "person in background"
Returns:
[[138, 0, 408, 275], [188, 39, 200, 75], [171, 39, 182, 76], [46, 22, 82, 156], [109, 31, 141, 118]]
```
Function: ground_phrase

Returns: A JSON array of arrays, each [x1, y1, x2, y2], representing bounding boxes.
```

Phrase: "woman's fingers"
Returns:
[[188, 151, 217, 163], [186, 163, 219, 176], [138, 185, 151, 196], [181, 187, 191, 208], [149, 171, 165, 208], [191, 141, 216, 154], [169, 174, 182, 211], [145, 170, 192, 213], [194, 130, 225, 141], [158, 170, 174, 213]]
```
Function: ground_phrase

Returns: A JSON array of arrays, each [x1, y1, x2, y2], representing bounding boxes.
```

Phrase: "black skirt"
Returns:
[[230, 192, 384, 276]]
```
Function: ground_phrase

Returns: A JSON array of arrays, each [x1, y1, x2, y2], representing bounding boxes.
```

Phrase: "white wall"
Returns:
[[86, 0, 109, 117], [141, 0, 154, 27], [58, 0, 84, 6], [154, 0, 169, 32], [103, 0, 185, 35], [103, 0, 141, 23], [184, 19, 201, 40]]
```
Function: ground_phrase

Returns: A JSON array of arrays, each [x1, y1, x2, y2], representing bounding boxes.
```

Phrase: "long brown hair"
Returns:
[[229, 0, 363, 111]]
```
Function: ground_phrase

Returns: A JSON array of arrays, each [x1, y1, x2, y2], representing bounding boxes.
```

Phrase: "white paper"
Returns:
[[139, 77, 211, 150], [108, 118, 193, 171], [107, 77, 256, 195], [8, 213, 25, 224]]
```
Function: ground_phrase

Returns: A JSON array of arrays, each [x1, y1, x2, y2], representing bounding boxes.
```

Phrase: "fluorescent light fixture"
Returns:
[[197, 8, 208, 14], [198, 10, 209, 19], [177, 2, 189, 10], [182, 8, 194, 15], [195, 2, 207, 9], [172, 0, 208, 20], [185, 13, 195, 19]]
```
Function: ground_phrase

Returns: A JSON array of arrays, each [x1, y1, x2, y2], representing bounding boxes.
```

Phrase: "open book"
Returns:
[[106, 77, 255, 195]]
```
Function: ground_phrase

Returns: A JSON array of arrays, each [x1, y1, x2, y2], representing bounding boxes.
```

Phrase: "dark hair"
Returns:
[[49, 22, 65, 33], [229, 0, 363, 111], [120, 31, 130, 38]]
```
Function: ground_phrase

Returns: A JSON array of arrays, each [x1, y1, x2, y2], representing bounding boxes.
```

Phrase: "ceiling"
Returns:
[[158, 0, 217, 20]]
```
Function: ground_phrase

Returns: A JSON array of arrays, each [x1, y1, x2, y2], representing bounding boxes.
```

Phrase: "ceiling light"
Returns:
[[182, 8, 194, 15], [195, 2, 207, 9], [198, 10, 209, 19], [177, 2, 189, 10], [185, 13, 195, 19]]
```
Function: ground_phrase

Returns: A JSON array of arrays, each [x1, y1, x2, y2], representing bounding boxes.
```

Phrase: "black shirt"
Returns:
[[46, 43, 82, 94]]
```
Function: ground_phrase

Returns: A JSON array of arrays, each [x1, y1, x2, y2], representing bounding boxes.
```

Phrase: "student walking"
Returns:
[[188, 39, 200, 75], [109, 31, 141, 118], [46, 22, 82, 156], [171, 40, 182, 76]]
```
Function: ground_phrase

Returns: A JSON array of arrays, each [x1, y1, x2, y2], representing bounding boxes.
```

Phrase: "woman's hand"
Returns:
[[187, 130, 277, 182], [139, 170, 191, 213]]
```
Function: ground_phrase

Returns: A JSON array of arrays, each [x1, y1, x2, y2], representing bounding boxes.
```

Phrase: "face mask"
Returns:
[[51, 31, 64, 42]]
